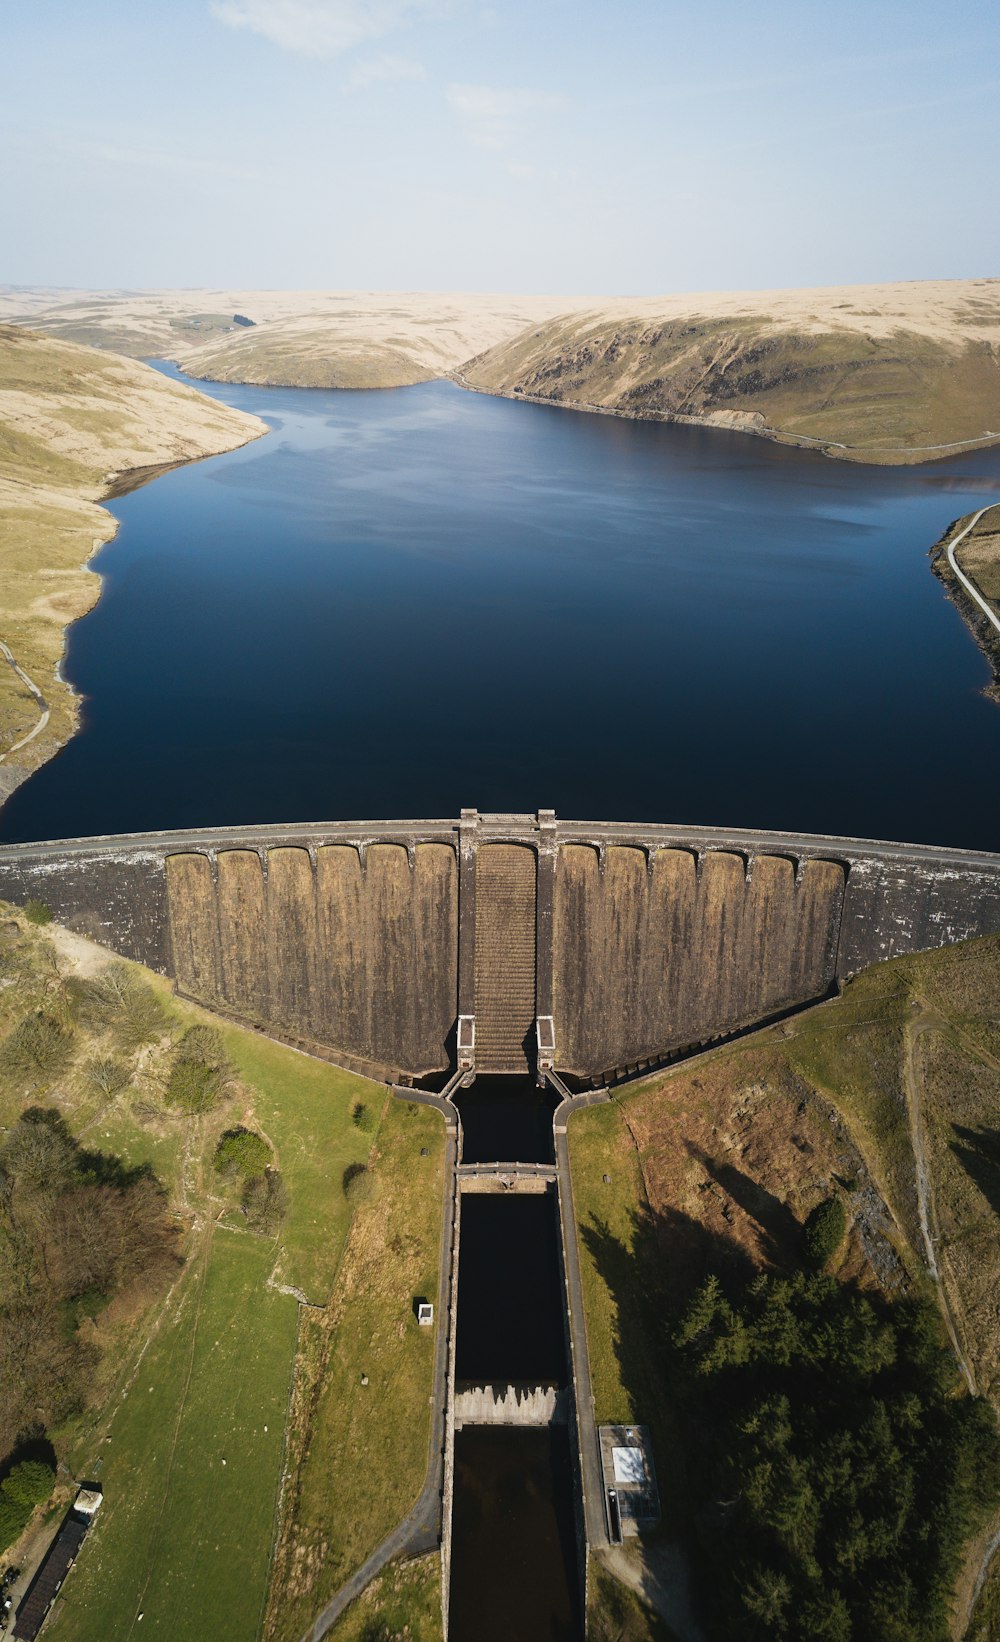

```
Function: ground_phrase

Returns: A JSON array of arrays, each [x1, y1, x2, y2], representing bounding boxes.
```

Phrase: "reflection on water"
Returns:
[[3, 372, 1000, 848], [450, 1427, 582, 1642]]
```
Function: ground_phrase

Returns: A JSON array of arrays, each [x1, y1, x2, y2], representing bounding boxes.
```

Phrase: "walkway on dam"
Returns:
[[554, 1087, 613, 1557]]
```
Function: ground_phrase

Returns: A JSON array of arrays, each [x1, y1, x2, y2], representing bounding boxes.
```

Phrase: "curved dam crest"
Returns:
[[2, 810, 999, 1085]]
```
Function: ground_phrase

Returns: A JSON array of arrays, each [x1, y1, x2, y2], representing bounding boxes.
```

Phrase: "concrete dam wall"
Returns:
[[1, 812, 999, 1084]]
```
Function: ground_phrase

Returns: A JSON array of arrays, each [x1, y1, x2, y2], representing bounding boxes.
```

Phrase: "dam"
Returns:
[[3, 807, 1000, 1637], [2, 809, 1000, 1088]]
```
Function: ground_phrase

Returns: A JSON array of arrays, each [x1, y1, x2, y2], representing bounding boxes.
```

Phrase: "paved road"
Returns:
[[947, 505, 1000, 639], [299, 1096, 458, 1642], [553, 1086, 612, 1555], [0, 639, 49, 761], [4, 815, 1000, 873]]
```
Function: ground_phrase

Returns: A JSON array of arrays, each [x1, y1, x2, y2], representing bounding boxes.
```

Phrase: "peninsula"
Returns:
[[0, 326, 265, 797]]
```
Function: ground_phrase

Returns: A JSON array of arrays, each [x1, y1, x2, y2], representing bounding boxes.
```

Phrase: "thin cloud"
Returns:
[[210, 0, 438, 59], [346, 52, 426, 89], [446, 82, 568, 149]]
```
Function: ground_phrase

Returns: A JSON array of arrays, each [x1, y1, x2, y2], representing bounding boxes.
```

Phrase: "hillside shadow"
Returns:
[[951, 1124, 1000, 1218], [579, 1202, 753, 1640]]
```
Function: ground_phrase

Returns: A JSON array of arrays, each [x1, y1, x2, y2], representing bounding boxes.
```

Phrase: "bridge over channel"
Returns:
[[1, 810, 1000, 1086]]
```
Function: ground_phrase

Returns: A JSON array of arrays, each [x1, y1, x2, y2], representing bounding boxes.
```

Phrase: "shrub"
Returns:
[[82, 1056, 130, 1098], [352, 1101, 375, 1133], [0, 1108, 77, 1196], [343, 1162, 378, 1208], [0, 1459, 55, 1554], [71, 962, 167, 1048], [801, 1196, 847, 1269], [0, 1493, 28, 1553], [0, 1012, 73, 1084], [214, 1127, 271, 1180], [166, 1026, 232, 1113], [2, 1459, 54, 1509], [23, 901, 52, 926], [242, 1169, 288, 1233]]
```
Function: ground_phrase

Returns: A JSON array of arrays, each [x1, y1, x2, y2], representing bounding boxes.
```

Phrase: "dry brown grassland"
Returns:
[[570, 932, 1000, 1641]]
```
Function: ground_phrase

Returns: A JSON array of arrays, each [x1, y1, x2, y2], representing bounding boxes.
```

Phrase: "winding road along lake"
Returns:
[[3, 367, 1000, 847]]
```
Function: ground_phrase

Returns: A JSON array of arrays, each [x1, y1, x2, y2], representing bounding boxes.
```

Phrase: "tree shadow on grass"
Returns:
[[685, 1141, 801, 1267], [951, 1125, 1000, 1218]]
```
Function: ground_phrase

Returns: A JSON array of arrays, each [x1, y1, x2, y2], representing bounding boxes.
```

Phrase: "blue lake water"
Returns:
[[3, 367, 1000, 848]]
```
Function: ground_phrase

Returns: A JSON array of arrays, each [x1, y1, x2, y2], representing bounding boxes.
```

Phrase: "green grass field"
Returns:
[[567, 1099, 654, 1426], [218, 1027, 382, 1300], [0, 914, 398, 1641], [49, 1232, 299, 1642], [266, 1098, 446, 1642]]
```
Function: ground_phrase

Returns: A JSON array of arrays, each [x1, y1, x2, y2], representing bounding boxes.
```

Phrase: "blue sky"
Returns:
[[2, 0, 998, 293]]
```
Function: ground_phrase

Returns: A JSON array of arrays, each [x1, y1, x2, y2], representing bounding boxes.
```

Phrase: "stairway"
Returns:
[[474, 844, 537, 1072]]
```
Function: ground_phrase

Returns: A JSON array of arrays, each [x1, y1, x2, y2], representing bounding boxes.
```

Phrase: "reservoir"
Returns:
[[3, 368, 1000, 848]]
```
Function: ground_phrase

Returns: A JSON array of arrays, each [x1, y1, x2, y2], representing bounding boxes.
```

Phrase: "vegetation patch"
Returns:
[[587, 1563, 678, 1642], [0, 1458, 57, 1556], [325, 1553, 442, 1642], [0, 1106, 180, 1484], [675, 1271, 1000, 1639], [47, 1234, 299, 1642], [265, 1099, 445, 1642], [214, 1125, 271, 1179], [0, 908, 392, 1640], [570, 933, 1000, 1633], [165, 1025, 234, 1112]]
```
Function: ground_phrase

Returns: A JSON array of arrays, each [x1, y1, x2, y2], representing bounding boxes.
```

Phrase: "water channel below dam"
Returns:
[[449, 1077, 583, 1642]]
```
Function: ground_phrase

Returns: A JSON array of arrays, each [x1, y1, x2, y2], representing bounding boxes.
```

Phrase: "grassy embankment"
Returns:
[[461, 278, 1000, 464], [323, 1555, 442, 1642], [932, 503, 1000, 703], [264, 1094, 445, 1642], [0, 910, 445, 1642], [569, 933, 1000, 1640], [0, 324, 264, 796]]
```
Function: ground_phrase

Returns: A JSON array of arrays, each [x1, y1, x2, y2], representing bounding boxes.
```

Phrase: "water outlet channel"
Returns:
[[447, 1075, 585, 1642]]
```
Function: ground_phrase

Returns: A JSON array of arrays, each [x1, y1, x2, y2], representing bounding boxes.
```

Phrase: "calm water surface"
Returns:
[[455, 1193, 567, 1387], [455, 1076, 557, 1165], [450, 1427, 582, 1642], [3, 367, 1000, 846]]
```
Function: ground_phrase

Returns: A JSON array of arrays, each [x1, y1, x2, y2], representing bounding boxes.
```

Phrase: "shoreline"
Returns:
[[0, 421, 268, 810], [930, 505, 1000, 704], [448, 370, 1000, 468]]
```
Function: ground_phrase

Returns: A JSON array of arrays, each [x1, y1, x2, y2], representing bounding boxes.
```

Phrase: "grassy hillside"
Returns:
[[0, 325, 265, 799], [0, 287, 594, 391], [460, 278, 1000, 464], [570, 932, 1000, 1641], [0, 909, 445, 1642]]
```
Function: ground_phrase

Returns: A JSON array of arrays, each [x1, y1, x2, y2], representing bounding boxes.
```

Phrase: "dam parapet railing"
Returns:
[[2, 811, 1000, 1087]]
